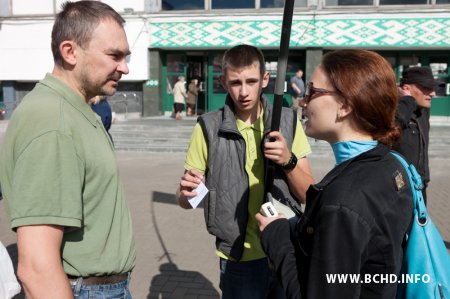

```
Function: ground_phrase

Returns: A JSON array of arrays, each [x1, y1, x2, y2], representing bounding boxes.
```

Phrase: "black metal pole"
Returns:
[[265, 0, 295, 202]]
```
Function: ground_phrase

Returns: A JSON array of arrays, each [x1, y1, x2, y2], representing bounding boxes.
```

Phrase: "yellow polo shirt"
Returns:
[[185, 110, 311, 261]]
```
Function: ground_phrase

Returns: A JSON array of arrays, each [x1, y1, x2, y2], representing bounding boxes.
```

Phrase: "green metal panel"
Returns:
[[431, 97, 450, 116], [161, 55, 170, 112]]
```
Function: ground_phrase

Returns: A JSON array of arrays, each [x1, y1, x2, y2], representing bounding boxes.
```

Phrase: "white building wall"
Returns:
[[0, 0, 149, 82], [0, 17, 149, 81], [12, 0, 54, 15], [104, 0, 145, 13], [0, 21, 53, 81], [10, 0, 145, 15], [123, 18, 150, 81]]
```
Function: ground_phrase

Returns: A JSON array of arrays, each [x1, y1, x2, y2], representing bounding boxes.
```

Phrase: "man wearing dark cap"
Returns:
[[394, 66, 444, 204]]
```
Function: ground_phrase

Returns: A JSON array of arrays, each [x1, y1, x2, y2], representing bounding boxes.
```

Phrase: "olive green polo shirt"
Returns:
[[185, 109, 311, 261], [0, 73, 136, 276]]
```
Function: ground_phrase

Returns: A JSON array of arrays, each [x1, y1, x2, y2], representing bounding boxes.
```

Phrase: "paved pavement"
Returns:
[[0, 119, 449, 299]]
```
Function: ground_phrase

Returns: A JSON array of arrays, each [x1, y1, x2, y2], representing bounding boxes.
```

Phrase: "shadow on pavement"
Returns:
[[152, 190, 204, 208], [148, 191, 218, 299], [152, 191, 178, 205], [148, 263, 219, 299]]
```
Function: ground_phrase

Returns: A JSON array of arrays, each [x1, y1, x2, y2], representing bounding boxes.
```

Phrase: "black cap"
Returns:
[[401, 67, 445, 90]]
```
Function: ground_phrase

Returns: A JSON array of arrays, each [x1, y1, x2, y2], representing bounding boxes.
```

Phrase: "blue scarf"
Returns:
[[331, 140, 378, 165]]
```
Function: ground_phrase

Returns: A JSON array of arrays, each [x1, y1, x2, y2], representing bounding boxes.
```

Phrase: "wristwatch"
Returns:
[[282, 152, 297, 171]]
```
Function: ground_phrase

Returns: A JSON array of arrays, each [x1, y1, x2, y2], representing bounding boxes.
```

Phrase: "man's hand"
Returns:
[[255, 212, 286, 233], [264, 131, 291, 166], [176, 169, 204, 209]]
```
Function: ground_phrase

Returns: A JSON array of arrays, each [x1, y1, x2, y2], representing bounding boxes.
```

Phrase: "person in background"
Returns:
[[173, 75, 187, 120], [289, 69, 305, 119], [393, 66, 444, 204], [90, 95, 114, 143], [0, 1, 135, 298], [187, 77, 200, 116], [256, 49, 413, 299], [176, 44, 314, 299]]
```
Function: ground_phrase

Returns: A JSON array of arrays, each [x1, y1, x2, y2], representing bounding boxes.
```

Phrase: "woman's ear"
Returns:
[[337, 102, 352, 120]]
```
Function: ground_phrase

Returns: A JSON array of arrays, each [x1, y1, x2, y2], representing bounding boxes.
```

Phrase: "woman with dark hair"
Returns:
[[256, 49, 413, 299]]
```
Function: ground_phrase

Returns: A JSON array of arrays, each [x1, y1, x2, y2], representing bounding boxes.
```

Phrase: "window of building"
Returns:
[[261, 0, 283, 8], [327, 0, 373, 5], [399, 56, 420, 68], [379, 0, 428, 5], [212, 0, 255, 9], [429, 58, 449, 97], [261, 0, 307, 7], [263, 60, 279, 94], [162, 0, 203, 10], [166, 54, 185, 73], [326, 0, 450, 5], [211, 53, 226, 93]]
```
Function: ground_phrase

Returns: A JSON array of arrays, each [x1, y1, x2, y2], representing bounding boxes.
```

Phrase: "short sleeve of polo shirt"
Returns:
[[184, 123, 208, 172], [8, 131, 83, 229], [184, 119, 311, 171]]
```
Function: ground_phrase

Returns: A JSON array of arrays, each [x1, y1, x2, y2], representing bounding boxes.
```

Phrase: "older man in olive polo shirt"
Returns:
[[0, 2, 135, 298]]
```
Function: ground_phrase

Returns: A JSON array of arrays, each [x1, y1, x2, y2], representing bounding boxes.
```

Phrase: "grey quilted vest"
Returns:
[[198, 94, 298, 261]]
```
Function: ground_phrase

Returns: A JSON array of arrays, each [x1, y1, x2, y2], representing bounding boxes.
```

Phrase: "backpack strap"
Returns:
[[390, 151, 427, 225]]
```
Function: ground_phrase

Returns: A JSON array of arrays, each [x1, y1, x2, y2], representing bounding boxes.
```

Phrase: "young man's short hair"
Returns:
[[222, 45, 266, 77]]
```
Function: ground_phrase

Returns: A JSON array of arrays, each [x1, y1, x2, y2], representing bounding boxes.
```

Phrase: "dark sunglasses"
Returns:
[[304, 82, 335, 104]]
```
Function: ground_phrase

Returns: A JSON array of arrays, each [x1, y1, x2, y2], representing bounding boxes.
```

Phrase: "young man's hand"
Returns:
[[263, 131, 291, 166], [176, 169, 204, 209]]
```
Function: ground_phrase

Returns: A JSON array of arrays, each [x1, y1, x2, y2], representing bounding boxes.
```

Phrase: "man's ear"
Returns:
[[401, 84, 412, 92], [262, 71, 270, 88], [398, 84, 412, 97], [59, 41, 77, 66], [219, 75, 228, 92]]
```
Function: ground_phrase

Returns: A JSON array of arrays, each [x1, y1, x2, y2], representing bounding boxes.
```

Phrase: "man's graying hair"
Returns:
[[222, 44, 266, 77], [51, 1, 125, 66]]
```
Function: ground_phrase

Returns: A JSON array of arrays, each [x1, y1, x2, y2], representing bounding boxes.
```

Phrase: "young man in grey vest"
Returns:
[[176, 44, 314, 299]]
